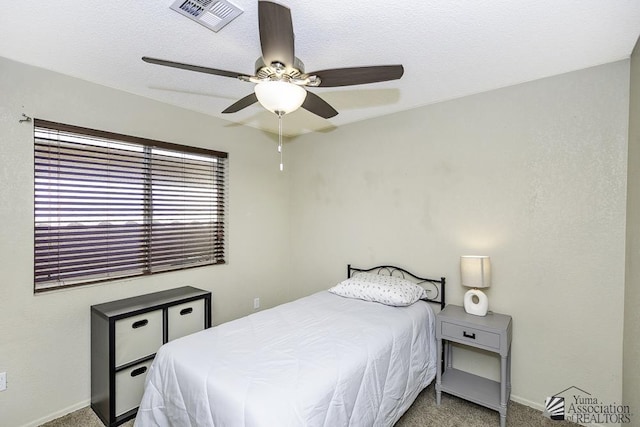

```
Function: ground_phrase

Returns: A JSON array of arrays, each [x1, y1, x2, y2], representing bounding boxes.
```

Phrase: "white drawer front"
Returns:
[[115, 359, 153, 417], [168, 299, 205, 341], [115, 310, 163, 367]]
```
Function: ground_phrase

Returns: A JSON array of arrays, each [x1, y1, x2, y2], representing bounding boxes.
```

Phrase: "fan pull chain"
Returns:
[[278, 112, 284, 171]]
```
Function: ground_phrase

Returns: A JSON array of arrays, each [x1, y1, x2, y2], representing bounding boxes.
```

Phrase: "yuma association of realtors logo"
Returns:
[[543, 386, 632, 424], [544, 394, 566, 420]]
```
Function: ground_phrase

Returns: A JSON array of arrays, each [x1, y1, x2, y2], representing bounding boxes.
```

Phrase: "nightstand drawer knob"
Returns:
[[463, 331, 476, 339]]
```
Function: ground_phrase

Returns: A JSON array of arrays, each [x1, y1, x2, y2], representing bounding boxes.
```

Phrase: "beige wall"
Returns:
[[624, 38, 640, 415], [289, 61, 629, 410], [0, 54, 634, 426], [0, 57, 293, 426]]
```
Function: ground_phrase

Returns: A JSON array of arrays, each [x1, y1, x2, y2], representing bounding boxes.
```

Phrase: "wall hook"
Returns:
[[19, 113, 32, 123]]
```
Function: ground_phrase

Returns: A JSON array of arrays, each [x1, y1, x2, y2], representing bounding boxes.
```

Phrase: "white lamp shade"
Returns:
[[254, 81, 307, 115], [460, 256, 491, 289]]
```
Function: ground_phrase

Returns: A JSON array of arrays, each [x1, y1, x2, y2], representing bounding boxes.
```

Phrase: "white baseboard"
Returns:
[[510, 393, 545, 411], [20, 399, 90, 427]]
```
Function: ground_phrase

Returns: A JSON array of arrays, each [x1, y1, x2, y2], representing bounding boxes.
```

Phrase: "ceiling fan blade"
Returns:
[[258, 1, 295, 68], [302, 91, 338, 119], [142, 57, 246, 79], [310, 65, 404, 87], [222, 93, 258, 113]]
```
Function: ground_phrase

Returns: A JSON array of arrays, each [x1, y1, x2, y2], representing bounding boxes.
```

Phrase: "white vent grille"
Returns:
[[170, 0, 243, 33]]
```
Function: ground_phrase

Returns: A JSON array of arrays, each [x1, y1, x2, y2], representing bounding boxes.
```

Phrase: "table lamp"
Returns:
[[460, 255, 491, 316]]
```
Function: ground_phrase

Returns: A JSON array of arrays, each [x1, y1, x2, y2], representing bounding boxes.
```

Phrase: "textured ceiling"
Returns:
[[1, 0, 640, 136]]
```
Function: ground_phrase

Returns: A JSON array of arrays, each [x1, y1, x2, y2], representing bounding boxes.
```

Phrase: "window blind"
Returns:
[[34, 119, 227, 292]]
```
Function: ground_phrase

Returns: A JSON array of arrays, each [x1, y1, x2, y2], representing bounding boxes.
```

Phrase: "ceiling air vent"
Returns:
[[170, 0, 243, 33]]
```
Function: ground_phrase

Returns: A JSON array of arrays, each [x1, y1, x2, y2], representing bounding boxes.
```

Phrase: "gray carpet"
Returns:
[[40, 383, 578, 426]]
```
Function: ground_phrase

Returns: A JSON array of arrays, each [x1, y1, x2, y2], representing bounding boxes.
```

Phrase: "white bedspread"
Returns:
[[135, 291, 437, 427]]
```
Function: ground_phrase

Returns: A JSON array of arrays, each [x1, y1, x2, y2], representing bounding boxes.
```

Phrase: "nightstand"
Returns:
[[435, 304, 512, 427]]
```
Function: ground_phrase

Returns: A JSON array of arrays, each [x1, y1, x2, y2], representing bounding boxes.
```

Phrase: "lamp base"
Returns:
[[464, 289, 488, 316]]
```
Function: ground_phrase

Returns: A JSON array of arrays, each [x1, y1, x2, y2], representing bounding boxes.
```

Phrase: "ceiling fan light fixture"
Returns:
[[254, 81, 307, 115], [143, 1, 404, 119]]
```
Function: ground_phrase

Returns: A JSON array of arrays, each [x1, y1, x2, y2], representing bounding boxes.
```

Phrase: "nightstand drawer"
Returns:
[[441, 321, 500, 350]]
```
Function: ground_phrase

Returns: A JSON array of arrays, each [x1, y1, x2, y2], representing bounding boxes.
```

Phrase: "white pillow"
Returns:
[[328, 272, 427, 306]]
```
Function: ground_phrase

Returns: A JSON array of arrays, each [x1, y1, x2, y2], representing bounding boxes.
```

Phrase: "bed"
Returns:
[[134, 265, 446, 427]]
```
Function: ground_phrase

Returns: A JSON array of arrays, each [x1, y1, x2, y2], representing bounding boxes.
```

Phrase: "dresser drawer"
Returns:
[[115, 310, 163, 367], [441, 321, 500, 350], [167, 299, 205, 341], [115, 359, 153, 417]]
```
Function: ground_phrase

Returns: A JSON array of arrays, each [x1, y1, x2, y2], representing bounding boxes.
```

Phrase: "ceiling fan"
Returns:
[[142, 0, 404, 119]]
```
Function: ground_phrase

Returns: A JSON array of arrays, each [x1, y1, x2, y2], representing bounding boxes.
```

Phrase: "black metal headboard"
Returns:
[[348, 264, 446, 310]]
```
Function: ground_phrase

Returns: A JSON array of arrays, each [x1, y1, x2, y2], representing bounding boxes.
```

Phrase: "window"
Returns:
[[34, 120, 227, 292]]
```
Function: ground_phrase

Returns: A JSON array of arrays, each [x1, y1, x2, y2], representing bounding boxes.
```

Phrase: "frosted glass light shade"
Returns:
[[460, 256, 491, 289], [254, 81, 307, 115]]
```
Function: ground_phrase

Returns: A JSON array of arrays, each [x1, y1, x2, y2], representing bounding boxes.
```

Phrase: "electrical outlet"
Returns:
[[0, 372, 6, 391], [253, 297, 260, 310]]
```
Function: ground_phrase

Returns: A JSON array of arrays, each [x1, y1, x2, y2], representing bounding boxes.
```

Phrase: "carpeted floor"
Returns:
[[40, 383, 579, 426], [395, 383, 578, 427]]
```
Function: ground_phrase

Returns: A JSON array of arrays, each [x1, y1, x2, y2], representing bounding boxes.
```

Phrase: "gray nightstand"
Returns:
[[435, 304, 513, 427]]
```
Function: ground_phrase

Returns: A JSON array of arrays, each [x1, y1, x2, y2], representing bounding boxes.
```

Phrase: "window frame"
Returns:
[[33, 119, 228, 293]]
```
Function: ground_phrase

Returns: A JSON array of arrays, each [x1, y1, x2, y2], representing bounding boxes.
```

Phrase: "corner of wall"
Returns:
[[623, 35, 640, 412]]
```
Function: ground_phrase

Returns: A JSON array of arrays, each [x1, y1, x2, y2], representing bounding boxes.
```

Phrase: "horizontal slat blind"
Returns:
[[34, 120, 227, 292]]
